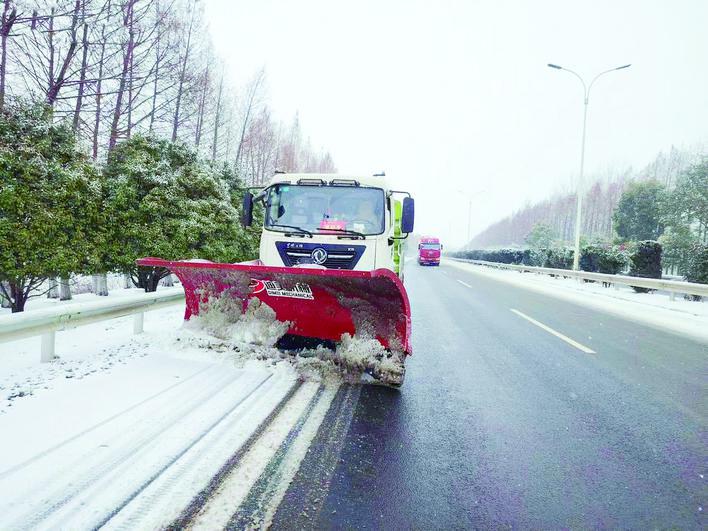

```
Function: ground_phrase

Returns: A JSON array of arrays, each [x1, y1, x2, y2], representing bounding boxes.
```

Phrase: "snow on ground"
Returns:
[[0, 289, 338, 528], [0, 278, 407, 527], [0, 289, 311, 412], [0, 358, 299, 529], [447, 259, 708, 343], [0, 290, 185, 413]]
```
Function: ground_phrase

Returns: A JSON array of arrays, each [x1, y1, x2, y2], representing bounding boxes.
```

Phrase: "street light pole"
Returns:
[[548, 63, 631, 270], [574, 92, 589, 272], [467, 197, 472, 244], [456, 189, 485, 249]]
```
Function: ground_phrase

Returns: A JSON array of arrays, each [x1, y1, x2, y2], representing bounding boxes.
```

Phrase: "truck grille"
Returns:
[[275, 242, 365, 270]]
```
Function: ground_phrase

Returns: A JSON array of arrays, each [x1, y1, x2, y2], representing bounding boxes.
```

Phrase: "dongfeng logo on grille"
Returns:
[[311, 247, 328, 265]]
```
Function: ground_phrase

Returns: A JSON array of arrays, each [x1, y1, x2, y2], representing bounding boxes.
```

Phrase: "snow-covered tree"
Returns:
[[525, 222, 556, 249], [659, 225, 698, 275], [663, 158, 708, 243], [613, 180, 666, 242], [0, 102, 103, 311], [103, 135, 252, 291]]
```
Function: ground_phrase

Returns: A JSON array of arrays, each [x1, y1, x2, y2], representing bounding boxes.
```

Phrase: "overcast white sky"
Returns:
[[205, 0, 708, 247]]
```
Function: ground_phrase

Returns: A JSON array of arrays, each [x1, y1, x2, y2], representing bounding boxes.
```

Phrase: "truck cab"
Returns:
[[242, 173, 415, 278], [418, 237, 442, 266]]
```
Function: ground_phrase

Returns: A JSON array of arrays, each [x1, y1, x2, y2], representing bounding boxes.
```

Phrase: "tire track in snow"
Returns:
[[0, 364, 214, 479], [270, 384, 361, 528], [164, 379, 305, 530], [225, 385, 327, 529], [90, 372, 279, 530], [3, 367, 247, 530], [183, 382, 339, 530], [102, 372, 300, 530]]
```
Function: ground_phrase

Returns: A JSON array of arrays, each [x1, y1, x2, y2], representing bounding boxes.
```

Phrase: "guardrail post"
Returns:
[[41, 331, 56, 362], [133, 312, 144, 334]]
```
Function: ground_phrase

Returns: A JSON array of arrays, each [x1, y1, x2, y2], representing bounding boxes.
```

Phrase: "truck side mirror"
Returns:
[[241, 192, 254, 227], [401, 197, 415, 233]]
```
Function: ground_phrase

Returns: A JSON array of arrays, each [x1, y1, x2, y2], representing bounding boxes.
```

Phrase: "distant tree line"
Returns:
[[469, 147, 704, 250], [452, 153, 708, 287]]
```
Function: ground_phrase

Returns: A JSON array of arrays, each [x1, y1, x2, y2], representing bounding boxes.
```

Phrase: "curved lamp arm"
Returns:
[[548, 63, 630, 102], [588, 64, 631, 99]]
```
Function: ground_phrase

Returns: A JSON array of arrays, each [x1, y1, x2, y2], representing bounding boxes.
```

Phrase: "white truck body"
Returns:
[[256, 173, 407, 276]]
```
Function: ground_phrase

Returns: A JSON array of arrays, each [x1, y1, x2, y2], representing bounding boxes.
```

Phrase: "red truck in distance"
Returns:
[[418, 237, 442, 266]]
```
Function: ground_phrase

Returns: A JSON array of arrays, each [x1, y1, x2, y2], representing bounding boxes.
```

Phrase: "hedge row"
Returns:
[[449, 240, 708, 295], [449, 245, 628, 274]]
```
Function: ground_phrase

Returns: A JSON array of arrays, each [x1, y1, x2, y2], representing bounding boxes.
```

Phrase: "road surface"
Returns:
[[274, 260, 707, 529]]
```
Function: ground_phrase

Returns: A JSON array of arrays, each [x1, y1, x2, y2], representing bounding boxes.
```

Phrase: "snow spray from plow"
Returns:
[[136, 258, 412, 386]]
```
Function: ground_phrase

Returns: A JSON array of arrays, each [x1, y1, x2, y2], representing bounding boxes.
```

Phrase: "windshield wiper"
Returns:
[[269, 223, 313, 238], [315, 227, 366, 240]]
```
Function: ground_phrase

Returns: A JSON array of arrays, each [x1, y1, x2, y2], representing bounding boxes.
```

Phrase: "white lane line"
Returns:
[[456, 279, 472, 289], [510, 309, 596, 354]]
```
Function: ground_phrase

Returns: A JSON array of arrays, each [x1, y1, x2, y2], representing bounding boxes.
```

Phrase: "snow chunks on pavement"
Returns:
[[182, 295, 406, 386]]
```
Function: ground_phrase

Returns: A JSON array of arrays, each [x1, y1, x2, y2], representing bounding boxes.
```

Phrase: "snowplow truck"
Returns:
[[137, 173, 415, 386]]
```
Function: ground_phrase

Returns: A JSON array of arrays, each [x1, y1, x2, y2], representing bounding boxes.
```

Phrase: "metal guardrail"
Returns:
[[0, 288, 184, 362], [449, 258, 708, 300]]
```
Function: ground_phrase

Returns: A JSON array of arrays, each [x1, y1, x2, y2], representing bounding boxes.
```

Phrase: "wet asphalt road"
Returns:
[[274, 260, 707, 529]]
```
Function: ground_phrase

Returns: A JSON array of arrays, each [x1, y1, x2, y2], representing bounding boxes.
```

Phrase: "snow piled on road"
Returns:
[[174, 295, 405, 386], [188, 296, 291, 347], [0, 296, 317, 528]]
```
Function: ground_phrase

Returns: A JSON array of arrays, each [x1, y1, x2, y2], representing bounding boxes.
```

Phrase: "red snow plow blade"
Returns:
[[136, 258, 413, 358]]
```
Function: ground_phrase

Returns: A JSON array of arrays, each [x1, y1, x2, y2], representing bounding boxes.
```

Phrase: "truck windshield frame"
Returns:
[[420, 243, 440, 250], [264, 184, 386, 236]]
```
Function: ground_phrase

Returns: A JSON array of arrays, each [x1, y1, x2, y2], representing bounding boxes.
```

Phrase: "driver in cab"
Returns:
[[351, 200, 380, 233]]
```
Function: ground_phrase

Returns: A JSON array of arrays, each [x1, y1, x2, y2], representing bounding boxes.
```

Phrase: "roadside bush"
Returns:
[[520, 249, 535, 265], [598, 247, 629, 275], [484, 250, 503, 263], [628, 240, 662, 293], [484, 249, 519, 264], [526, 249, 547, 267], [580, 245, 628, 275], [684, 243, 708, 299], [579, 245, 602, 273], [449, 249, 524, 264], [543, 248, 574, 270]]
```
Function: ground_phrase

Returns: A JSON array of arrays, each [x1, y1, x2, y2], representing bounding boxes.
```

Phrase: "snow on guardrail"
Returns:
[[449, 258, 708, 300], [0, 288, 184, 362]]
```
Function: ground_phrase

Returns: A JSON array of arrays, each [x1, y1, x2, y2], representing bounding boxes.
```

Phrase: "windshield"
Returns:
[[265, 184, 385, 235], [420, 243, 440, 250]]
